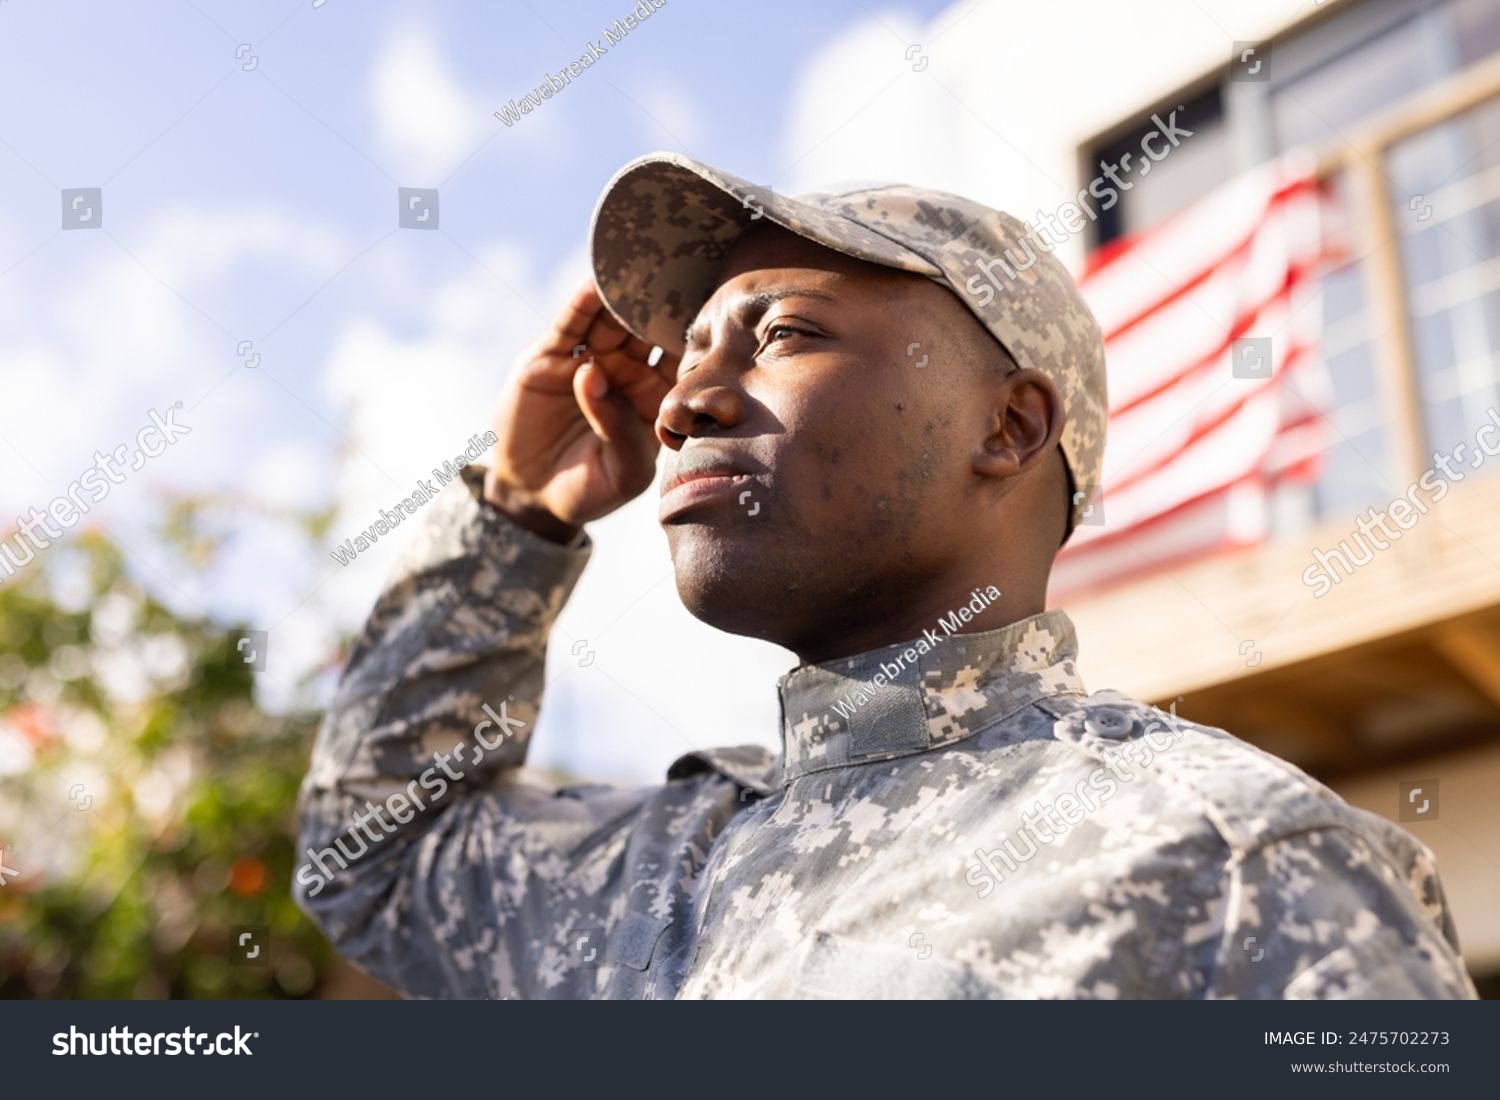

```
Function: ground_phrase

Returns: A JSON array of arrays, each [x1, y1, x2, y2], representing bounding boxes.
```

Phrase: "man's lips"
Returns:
[[659, 455, 760, 523], [659, 472, 754, 522]]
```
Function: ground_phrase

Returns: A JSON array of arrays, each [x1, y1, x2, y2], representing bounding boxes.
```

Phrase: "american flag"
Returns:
[[1051, 152, 1336, 596]]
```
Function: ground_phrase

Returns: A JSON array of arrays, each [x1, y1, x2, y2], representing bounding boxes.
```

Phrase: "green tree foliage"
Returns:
[[0, 527, 341, 998]]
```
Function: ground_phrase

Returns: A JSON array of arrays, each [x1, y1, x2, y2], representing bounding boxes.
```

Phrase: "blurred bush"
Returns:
[[0, 513, 342, 998]]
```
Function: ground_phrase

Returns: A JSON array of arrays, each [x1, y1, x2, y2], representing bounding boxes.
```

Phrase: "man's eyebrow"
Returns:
[[684, 286, 840, 347]]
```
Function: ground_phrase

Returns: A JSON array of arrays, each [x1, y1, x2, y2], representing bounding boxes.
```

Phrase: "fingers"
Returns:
[[582, 307, 634, 356], [550, 282, 605, 346], [572, 362, 643, 447], [616, 334, 680, 383], [587, 350, 670, 421], [622, 334, 655, 360], [548, 278, 678, 395], [572, 362, 607, 438], [549, 279, 632, 356]]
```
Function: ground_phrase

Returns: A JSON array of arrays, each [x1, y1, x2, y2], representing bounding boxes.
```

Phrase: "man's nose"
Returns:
[[655, 361, 745, 450]]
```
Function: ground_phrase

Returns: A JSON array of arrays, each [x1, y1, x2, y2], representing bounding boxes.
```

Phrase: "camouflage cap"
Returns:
[[589, 151, 1108, 533]]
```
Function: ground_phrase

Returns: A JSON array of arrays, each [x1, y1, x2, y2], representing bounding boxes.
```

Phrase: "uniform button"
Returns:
[[1083, 707, 1136, 739]]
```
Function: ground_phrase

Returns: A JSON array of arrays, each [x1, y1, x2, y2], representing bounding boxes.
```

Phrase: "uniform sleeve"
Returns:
[[1208, 825, 1478, 1000], [294, 466, 653, 999]]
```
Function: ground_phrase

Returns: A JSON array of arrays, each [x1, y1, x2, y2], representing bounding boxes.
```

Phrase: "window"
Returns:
[[1388, 95, 1500, 460], [1087, 88, 1227, 243]]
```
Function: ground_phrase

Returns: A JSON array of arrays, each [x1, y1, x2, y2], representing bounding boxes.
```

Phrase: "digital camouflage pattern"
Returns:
[[296, 469, 1477, 1000], [588, 152, 1109, 533]]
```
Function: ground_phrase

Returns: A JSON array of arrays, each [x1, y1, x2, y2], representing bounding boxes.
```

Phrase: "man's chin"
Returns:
[[666, 530, 793, 640]]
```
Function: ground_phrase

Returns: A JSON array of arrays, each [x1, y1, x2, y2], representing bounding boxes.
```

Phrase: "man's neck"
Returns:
[[790, 581, 1046, 667]]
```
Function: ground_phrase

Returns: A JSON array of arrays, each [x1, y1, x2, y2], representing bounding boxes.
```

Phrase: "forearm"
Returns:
[[314, 465, 586, 783], [295, 465, 590, 971]]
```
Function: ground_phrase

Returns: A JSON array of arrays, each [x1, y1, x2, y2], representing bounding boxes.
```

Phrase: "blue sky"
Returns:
[[1, 0, 949, 335]]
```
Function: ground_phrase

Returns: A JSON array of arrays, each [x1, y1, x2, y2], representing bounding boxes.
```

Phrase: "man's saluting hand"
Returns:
[[484, 281, 678, 541]]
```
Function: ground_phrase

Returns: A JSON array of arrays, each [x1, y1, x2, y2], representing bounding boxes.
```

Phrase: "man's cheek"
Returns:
[[838, 473, 919, 541]]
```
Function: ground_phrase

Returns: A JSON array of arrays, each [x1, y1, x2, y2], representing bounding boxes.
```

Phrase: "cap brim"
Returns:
[[589, 152, 939, 354]]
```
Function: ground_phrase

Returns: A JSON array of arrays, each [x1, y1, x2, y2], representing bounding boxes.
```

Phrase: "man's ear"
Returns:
[[972, 369, 1065, 481]]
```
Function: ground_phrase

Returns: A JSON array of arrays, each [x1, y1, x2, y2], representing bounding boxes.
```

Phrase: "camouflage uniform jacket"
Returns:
[[296, 468, 1477, 1000]]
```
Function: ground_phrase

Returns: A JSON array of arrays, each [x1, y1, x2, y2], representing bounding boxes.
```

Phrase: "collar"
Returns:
[[775, 608, 1088, 783]]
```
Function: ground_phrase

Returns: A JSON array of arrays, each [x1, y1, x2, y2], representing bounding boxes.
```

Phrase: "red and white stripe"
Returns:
[[1051, 152, 1335, 596]]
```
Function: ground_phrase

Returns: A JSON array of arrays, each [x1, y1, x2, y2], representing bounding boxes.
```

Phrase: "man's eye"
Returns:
[[761, 323, 816, 348]]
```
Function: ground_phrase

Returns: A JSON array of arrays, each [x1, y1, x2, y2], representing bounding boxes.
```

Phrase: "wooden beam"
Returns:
[[1193, 691, 1354, 769], [1433, 624, 1500, 710], [1317, 50, 1500, 176], [1353, 152, 1431, 490]]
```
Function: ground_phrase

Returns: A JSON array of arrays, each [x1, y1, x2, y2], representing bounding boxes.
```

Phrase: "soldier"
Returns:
[[296, 152, 1476, 1000]]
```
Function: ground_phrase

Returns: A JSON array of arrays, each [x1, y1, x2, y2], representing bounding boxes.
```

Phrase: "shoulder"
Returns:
[[1029, 691, 1472, 996], [666, 744, 779, 798], [1034, 689, 1384, 860]]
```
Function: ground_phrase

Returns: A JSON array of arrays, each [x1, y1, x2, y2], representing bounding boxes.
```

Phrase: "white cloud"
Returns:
[[0, 203, 352, 509], [772, 9, 1075, 219], [370, 26, 492, 182], [138, 206, 348, 284], [244, 437, 334, 513]]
